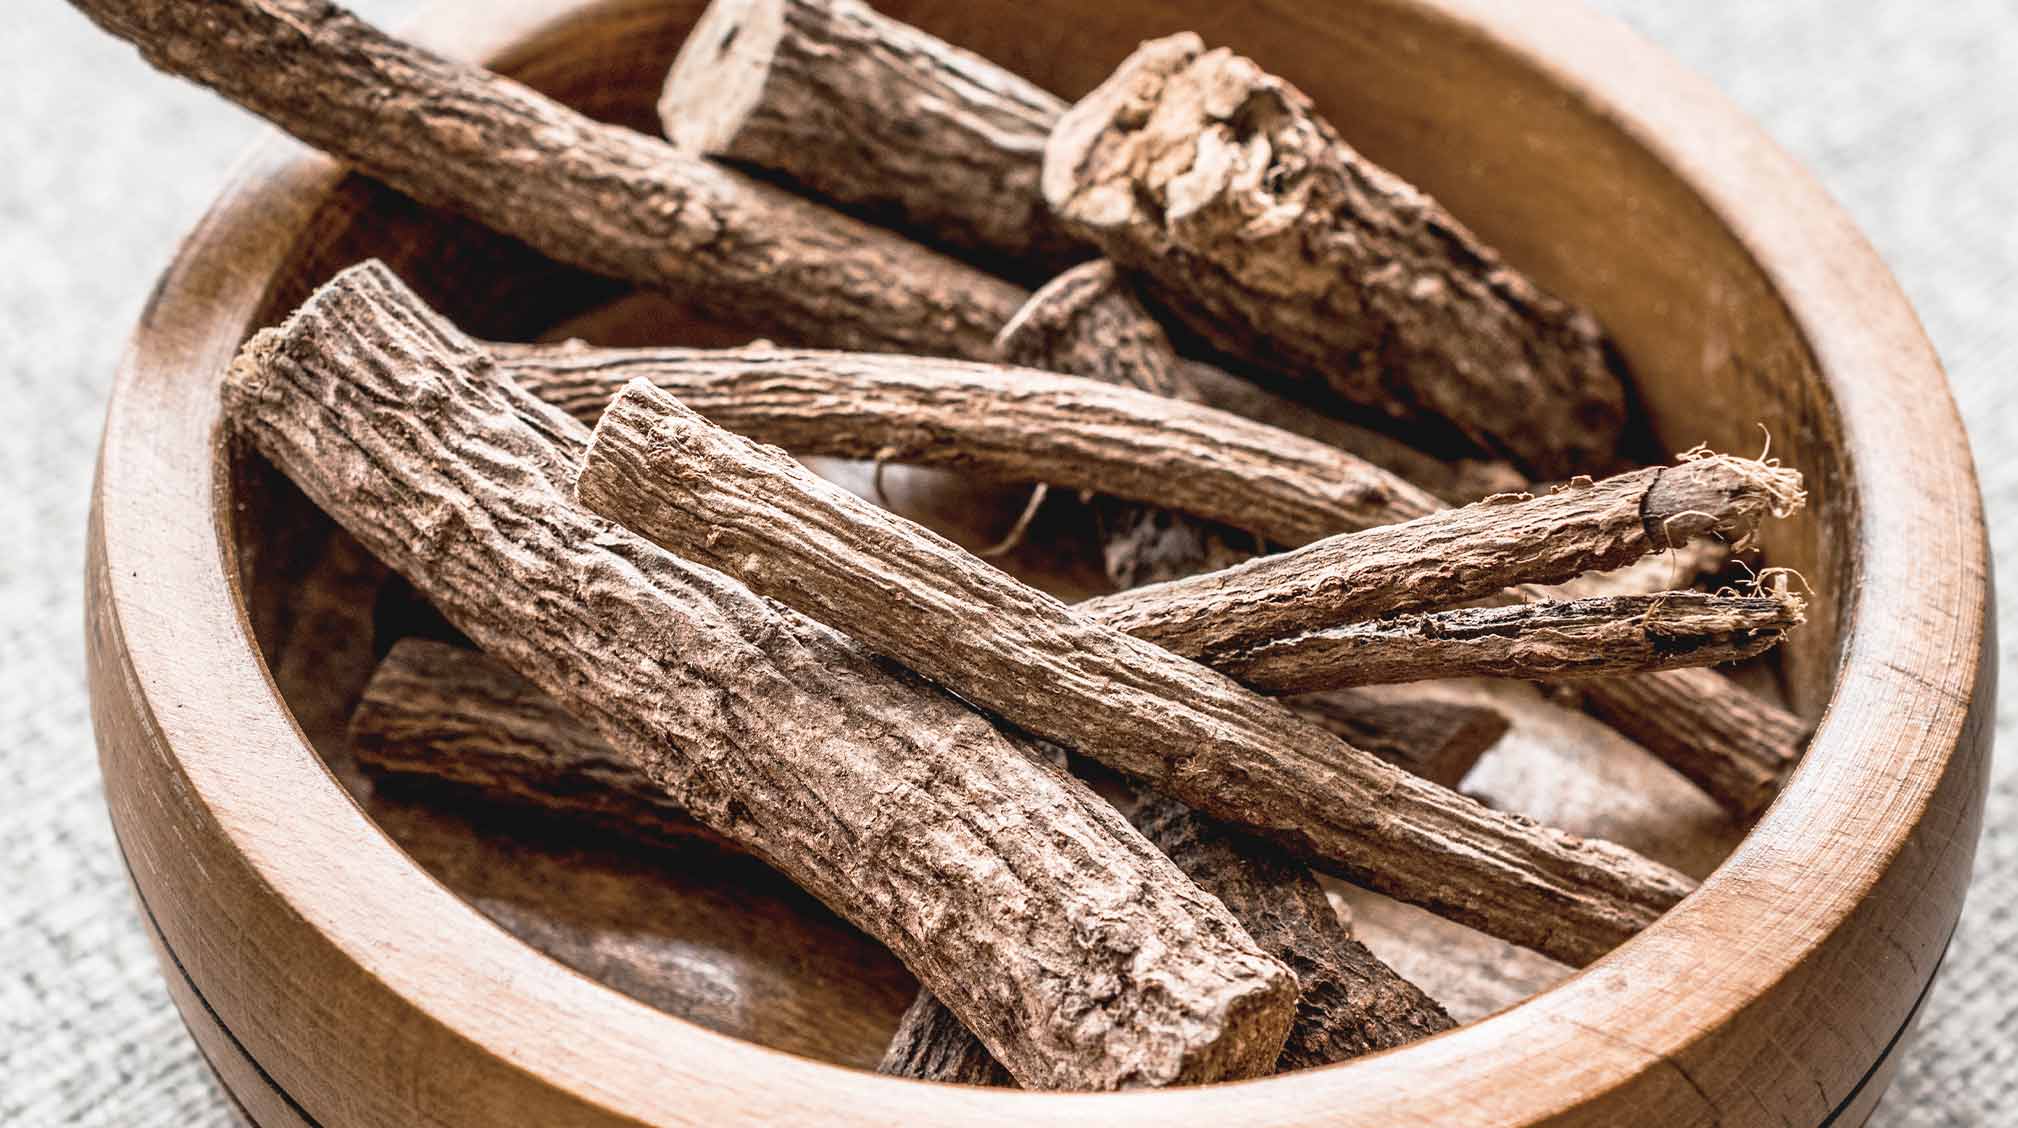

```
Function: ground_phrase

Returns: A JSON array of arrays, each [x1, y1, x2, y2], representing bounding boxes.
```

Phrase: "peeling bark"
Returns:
[[1213, 592, 1805, 695], [1080, 457, 1803, 662], [578, 378, 1699, 967], [1043, 33, 1628, 477], [222, 262, 1296, 1090]]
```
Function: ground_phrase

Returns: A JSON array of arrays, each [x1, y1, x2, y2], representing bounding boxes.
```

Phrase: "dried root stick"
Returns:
[[498, 337, 1809, 815], [495, 343, 1444, 544], [1082, 456, 1805, 661], [224, 262, 1296, 1090], [69, 0, 1024, 356], [578, 378, 1698, 967], [660, 0, 1084, 276], [1216, 593, 1805, 695], [1043, 33, 1629, 478], [659, 0, 1520, 496], [885, 782, 1457, 1084]]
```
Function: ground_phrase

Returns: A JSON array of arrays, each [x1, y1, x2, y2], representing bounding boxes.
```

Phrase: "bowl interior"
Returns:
[[226, 0, 1846, 1073]]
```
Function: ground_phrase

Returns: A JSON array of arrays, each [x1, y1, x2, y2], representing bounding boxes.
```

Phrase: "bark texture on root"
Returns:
[[578, 379, 1698, 967], [1042, 33, 1628, 478], [69, 0, 1024, 358], [1212, 593, 1806, 696], [223, 262, 1296, 1091], [657, 1, 1524, 502], [496, 342, 1442, 546], [1079, 457, 1804, 663], [350, 640, 1467, 1084], [1000, 260, 1526, 505], [660, 0, 1084, 277], [500, 336, 1807, 816], [883, 783, 1457, 1084]]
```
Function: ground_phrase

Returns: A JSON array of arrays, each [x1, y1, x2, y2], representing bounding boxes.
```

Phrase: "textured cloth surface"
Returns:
[[2, 2, 2009, 1125]]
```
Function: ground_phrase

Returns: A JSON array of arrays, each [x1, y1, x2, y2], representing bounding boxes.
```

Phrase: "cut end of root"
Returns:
[[659, 0, 785, 155]]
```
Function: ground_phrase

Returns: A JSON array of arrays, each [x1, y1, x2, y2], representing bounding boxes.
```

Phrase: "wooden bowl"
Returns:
[[86, 0, 1994, 1124]]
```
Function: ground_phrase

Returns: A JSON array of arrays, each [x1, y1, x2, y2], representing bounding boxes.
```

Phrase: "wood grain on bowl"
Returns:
[[84, 0, 1989, 1124]]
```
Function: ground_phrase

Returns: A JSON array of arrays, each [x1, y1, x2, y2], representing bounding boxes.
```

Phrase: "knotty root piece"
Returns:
[[1214, 592, 1807, 696], [1289, 687, 1508, 790], [885, 781, 1457, 1085], [351, 641, 1466, 1084], [69, 0, 1022, 358], [660, 0, 1084, 276], [578, 379, 1698, 966], [223, 262, 1295, 1090], [1080, 457, 1806, 662], [351, 639, 734, 852], [496, 342, 1442, 545], [999, 260, 1528, 505], [1042, 33, 1628, 478]]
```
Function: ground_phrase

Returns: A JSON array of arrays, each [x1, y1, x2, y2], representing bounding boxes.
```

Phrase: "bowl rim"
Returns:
[[87, 0, 1993, 1123]]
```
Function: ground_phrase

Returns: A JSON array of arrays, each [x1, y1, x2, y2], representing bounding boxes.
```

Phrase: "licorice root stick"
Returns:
[[657, 0, 1528, 498], [494, 342, 1445, 544], [883, 778, 1458, 1084], [578, 378, 1698, 967], [494, 337, 1809, 815], [1044, 33, 1628, 478], [224, 262, 1297, 1090], [1080, 456, 1806, 661], [1215, 593, 1804, 695], [68, 0, 1024, 356], [353, 640, 1513, 847]]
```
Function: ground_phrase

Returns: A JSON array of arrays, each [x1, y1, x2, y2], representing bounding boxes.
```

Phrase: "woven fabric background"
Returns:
[[2, 2, 2009, 1124]]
